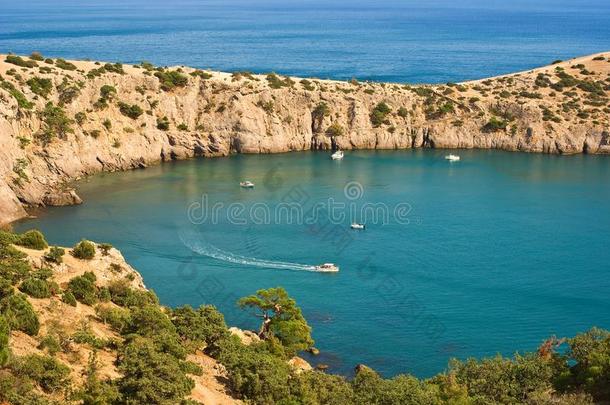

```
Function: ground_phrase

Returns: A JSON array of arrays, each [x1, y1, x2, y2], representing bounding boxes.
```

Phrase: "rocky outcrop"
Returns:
[[0, 52, 609, 225]]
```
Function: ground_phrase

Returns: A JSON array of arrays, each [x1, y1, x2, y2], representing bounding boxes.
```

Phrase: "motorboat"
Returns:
[[240, 181, 255, 188], [315, 263, 340, 272], [331, 150, 344, 160], [350, 223, 365, 230], [445, 154, 460, 161]]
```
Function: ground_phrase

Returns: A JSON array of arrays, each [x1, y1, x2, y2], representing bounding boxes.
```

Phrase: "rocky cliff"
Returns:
[[1, 52, 609, 225]]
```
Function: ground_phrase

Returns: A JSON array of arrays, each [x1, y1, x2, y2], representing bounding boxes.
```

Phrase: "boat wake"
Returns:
[[179, 232, 322, 272]]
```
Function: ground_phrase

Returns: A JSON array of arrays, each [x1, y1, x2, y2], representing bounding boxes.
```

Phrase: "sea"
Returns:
[[15, 150, 610, 377], [1, 0, 610, 83]]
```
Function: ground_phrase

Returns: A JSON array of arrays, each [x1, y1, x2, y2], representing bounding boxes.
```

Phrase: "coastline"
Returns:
[[1, 51, 609, 226]]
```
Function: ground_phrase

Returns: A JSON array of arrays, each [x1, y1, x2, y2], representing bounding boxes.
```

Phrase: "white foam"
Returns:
[[179, 231, 322, 272]]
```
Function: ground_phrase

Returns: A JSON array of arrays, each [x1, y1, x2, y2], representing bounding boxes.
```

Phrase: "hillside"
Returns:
[[1, 230, 610, 404], [1, 51, 609, 225]]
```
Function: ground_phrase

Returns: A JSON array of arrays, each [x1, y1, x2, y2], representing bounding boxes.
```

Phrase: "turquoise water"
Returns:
[[1, 0, 610, 83], [15, 150, 610, 377]]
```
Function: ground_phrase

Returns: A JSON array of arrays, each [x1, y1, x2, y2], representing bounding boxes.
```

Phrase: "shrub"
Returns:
[[13, 354, 70, 392], [98, 243, 112, 256], [62, 291, 77, 306], [154, 70, 188, 91], [44, 246, 66, 264], [370, 102, 391, 127], [156, 116, 170, 130], [36, 102, 74, 145], [0, 293, 40, 335], [397, 107, 409, 118], [108, 279, 158, 308], [172, 305, 229, 350], [15, 230, 48, 250], [117, 336, 195, 404], [74, 111, 86, 125], [211, 335, 294, 403], [118, 102, 143, 119], [266, 73, 294, 89], [102, 119, 112, 130], [482, 116, 508, 132], [72, 240, 95, 259], [67, 272, 98, 305], [96, 305, 131, 333], [190, 70, 213, 79], [5, 55, 37, 68], [326, 122, 344, 137], [54, 58, 77, 71], [19, 278, 51, 299], [0, 316, 9, 366], [177, 123, 188, 131], [26, 77, 52, 98], [30, 52, 44, 61], [0, 81, 33, 110], [99, 85, 116, 100]]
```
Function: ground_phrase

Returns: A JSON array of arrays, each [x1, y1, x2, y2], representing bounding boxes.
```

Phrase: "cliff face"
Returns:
[[1, 52, 609, 224]]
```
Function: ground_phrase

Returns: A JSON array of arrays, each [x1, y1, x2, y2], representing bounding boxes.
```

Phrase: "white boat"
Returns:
[[350, 223, 365, 230], [240, 181, 255, 188], [315, 263, 340, 273], [331, 150, 344, 160], [445, 154, 460, 161]]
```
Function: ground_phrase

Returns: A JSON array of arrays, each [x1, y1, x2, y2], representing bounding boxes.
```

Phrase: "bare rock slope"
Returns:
[[1, 52, 609, 224]]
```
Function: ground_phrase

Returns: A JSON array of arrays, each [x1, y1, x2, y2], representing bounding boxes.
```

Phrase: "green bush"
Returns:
[[5, 55, 37, 68], [118, 102, 143, 119], [72, 240, 95, 260], [15, 230, 48, 250], [370, 102, 391, 127], [44, 246, 65, 264], [36, 102, 74, 145], [211, 335, 294, 403], [154, 70, 188, 91], [98, 243, 112, 256], [18, 278, 51, 299], [325, 122, 344, 137], [67, 272, 98, 305], [172, 304, 229, 350], [0, 293, 40, 336], [0, 315, 9, 366], [156, 116, 170, 130], [108, 279, 158, 308], [13, 354, 70, 392], [482, 116, 509, 132], [62, 291, 77, 307], [1, 81, 33, 110], [54, 58, 77, 71], [96, 305, 131, 333], [30, 52, 44, 61], [26, 77, 53, 98], [117, 336, 195, 404]]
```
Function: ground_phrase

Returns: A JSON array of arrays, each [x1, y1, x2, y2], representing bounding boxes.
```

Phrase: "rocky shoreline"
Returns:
[[1, 52, 609, 225]]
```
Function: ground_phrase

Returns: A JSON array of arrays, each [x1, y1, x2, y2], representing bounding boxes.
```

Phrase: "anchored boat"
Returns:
[[239, 181, 255, 188], [331, 150, 344, 160], [445, 154, 460, 161]]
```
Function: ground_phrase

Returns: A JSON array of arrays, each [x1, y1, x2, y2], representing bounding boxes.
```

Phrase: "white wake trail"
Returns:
[[179, 232, 322, 272]]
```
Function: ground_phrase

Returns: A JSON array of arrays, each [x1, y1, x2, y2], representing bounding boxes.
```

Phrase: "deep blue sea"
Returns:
[[1, 0, 610, 83], [15, 150, 610, 377]]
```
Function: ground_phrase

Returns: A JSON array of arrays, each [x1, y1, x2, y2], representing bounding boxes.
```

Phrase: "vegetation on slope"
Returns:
[[0, 229, 610, 404]]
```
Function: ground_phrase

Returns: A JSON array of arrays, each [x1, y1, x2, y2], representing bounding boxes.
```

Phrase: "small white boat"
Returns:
[[350, 223, 365, 230], [315, 263, 340, 273], [445, 154, 460, 161], [331, 150, 344, 160], [240, 181, 255, 188]]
